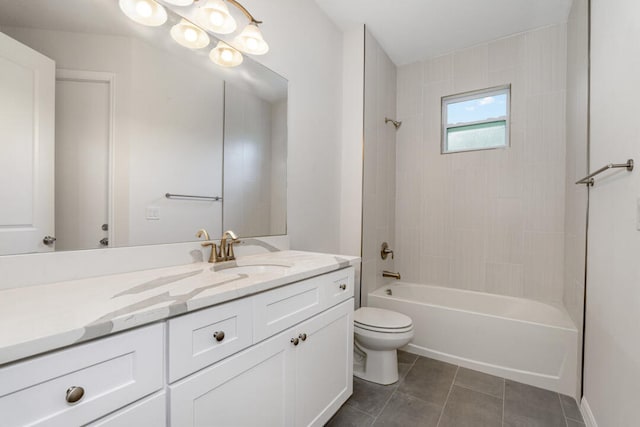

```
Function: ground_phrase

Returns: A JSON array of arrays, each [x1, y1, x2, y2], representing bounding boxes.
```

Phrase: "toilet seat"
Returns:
[[354, 307, 413, 333]]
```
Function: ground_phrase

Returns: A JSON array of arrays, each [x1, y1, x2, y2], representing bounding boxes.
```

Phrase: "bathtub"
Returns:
[[369, 282, 578, 396]]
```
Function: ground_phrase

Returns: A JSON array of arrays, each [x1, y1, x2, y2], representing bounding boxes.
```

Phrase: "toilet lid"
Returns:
[[354, 307, 413, 330]]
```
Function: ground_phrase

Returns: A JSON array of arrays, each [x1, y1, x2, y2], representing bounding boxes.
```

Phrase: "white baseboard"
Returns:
[[581, 396, 598, 427]]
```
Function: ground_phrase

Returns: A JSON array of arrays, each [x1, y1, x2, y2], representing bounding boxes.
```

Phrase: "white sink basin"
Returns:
[[214, 265, 290, 276]]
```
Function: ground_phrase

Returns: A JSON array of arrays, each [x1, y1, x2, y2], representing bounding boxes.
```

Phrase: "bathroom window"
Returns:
[[441, 85, 510, 153]]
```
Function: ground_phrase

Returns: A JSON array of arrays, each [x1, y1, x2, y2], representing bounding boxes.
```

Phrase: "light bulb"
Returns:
[[184, 27, 198, 42], [135, 0, 153, 17], [246, 37, 258, 50], [209, 41, 243, 67], [209, 10, 224, 27], [119, 0, 167, 26], [170, 19, 209, 49], [221, 49, 233, 62]]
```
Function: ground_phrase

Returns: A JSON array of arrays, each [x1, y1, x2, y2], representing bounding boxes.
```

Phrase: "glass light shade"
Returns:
[[119, 0, 167, 26], [209, 41, 243, 67], [197, 0, 237, 34], [170, 19, 210, 49], [162, 0, 194, 5], [234, 23, 269, 55]]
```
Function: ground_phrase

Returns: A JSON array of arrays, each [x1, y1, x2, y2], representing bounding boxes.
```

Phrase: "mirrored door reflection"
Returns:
[[55, 74, 111, 251]]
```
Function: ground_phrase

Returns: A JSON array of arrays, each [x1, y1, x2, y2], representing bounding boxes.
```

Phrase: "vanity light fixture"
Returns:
[[209, 41, 243, 67], [234, 22, 269, 55], [196, 0, 237, 34], [119, 0, 269, 67], [170, 19, 210, 49], [163, 0, 195, 6], [119, 0, 168, 26]]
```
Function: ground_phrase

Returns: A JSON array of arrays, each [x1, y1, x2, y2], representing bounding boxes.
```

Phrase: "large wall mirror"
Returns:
[[0, 0, 287, 255]]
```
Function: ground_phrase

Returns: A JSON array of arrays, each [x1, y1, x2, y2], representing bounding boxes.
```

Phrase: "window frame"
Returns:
[[441, 84, 511, 154]]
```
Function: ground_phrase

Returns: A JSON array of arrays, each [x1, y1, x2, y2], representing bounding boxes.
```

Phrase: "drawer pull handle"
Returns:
[[339, 283, 347, 290], [66, 386, 85, 404], [213, 331, 225, 342], [291, 337, 299, 346], [299, 333, 307, 341]]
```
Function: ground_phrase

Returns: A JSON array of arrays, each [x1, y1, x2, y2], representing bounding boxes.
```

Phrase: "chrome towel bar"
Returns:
[[165, 193, 222, 201], [575, 159, 634, 186]]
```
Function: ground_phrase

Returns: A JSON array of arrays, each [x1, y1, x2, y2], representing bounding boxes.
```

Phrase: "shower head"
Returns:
[[385, 117, 402, 130]]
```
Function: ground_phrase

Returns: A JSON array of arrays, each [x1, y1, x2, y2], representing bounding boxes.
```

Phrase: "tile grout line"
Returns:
[[435, 365, 459, 427], [371, 354, 419, 425], [453, 382, 504, 400], [501, 378, 506, 427], [557, 392, 570, 427]]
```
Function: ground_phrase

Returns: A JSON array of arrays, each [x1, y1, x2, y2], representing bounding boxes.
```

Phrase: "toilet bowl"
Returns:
[[353, 307, 414, 385]]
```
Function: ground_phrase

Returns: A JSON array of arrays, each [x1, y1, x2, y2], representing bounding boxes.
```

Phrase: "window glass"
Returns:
[[442, 86, 510, 153]]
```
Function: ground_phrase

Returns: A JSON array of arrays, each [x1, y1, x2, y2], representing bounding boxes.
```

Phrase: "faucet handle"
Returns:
[[226, 239, 242, 261]]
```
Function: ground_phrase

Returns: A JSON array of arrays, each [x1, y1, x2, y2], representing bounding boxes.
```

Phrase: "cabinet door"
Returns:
[[294, 300, 354, 427], [169, 329, 296, 427]]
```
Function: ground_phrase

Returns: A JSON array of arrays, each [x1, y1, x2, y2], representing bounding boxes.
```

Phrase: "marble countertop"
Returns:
[[0, 250, 358, 365]]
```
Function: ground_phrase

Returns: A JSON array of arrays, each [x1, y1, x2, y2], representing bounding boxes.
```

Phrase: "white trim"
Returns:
[[580, 397, 598, 427], [55, 69, 116, 247]]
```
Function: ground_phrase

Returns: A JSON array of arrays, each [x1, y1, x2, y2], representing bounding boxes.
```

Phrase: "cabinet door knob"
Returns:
[[213, 331, 225, 342], [339, 283, 347, 290], [299, 333, 307, 341], [66, 386, 85, 404], [291, 337, 299, 346]]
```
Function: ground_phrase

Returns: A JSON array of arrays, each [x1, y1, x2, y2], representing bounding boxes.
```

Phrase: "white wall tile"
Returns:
[[485, 262, 525, 297], [394, 24, 568, 306]]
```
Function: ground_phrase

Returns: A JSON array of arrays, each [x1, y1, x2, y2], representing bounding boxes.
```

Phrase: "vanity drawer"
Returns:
[[252, 268, 353, 342], [87, 392, 166, 427], [168, 297, 253, 382], [0, 324, 163, 427], [324, 267, 354, 308]]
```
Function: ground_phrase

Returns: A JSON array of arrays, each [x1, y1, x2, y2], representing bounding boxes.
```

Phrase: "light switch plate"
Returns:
[[146, 206, 160, 220]]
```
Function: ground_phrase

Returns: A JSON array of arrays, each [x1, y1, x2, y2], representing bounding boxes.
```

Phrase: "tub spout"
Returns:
[[382, 270, 401, 280]]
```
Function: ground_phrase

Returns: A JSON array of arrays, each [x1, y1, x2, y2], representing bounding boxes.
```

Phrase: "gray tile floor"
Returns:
[[327, 351, 585, 427]]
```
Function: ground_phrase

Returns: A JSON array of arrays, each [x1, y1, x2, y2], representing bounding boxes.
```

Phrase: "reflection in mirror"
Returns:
[[0, 0, 287, 256], [224, 82, 287, 237]]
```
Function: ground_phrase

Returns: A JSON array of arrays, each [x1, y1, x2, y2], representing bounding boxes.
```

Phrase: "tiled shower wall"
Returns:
[[394, 24, 568, 304], [360, 29, 397, 307]]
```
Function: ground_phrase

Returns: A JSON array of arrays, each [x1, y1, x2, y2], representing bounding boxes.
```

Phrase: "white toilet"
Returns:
[[353, 307, 414, 385]]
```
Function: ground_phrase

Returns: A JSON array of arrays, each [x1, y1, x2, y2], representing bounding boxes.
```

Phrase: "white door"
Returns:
[[55, 71, 112, 250], [0, 32, 55, 255], [294, 300, 354, 427]]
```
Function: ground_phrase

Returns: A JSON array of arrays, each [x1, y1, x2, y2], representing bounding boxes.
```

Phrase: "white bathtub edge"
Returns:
[[404, 342, 577, 398], [580, 397, 598, 427]]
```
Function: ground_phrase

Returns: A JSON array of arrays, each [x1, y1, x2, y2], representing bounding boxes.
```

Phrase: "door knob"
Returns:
[[213, 331, 225, 342], [291, 337, 299, 346], [99, 237, 109, 246], [339, 283, 347, 290], [43, 236, 56, 246], [299, 333, 307, 341]]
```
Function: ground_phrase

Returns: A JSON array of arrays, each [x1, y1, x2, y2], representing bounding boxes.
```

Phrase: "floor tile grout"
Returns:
[[501, 378, 506, 427], [370, 354, 421, 425], [557, 392, 570, 427], [435, 365, 459, 427], [453, 382, 505, 400]]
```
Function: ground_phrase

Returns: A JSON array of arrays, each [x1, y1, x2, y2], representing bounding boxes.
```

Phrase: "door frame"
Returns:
[[55, 69, 116, 248]]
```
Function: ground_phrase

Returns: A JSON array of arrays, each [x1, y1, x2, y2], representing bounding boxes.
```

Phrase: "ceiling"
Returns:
[[314, 0, 573, 65]]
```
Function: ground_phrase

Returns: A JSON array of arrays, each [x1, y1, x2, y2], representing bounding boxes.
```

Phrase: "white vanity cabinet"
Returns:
[[169, 267, 355, 427], [0, 324, 164, 427], [0, 264, 355, 427]]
